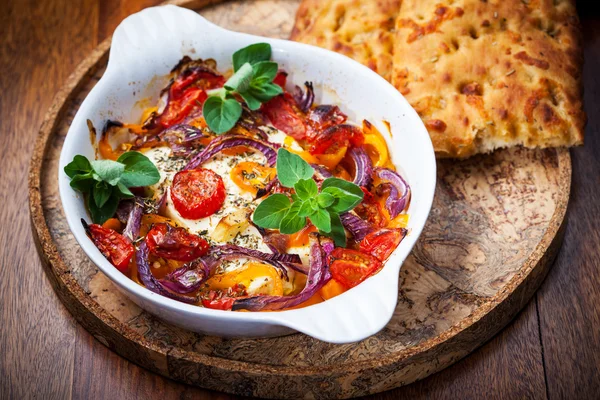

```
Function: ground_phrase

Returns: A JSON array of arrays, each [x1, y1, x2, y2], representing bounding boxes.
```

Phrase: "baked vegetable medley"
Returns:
[[64, 43, 411, 311]]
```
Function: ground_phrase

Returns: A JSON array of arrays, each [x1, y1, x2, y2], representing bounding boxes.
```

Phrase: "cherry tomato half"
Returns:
[[158, 88, 207, 128], [157, 70, 225, 128], [146, 223, 209, 261], [202, 297, 235, 310], [171, 168, 226, 219], [201, 288, 246, 310], [86, 223, 134, 273], [261, 93, 307, 140], [359, 228, 406, 262], [307, 124, 363, 155], [354, 188, 388, 227], [273, 71, 288, 88], [329, 248, 382, 289]]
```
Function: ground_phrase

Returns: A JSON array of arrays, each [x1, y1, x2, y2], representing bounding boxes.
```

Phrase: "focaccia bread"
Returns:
[[290, 0, 401, 81], [392, 0, 584, 157], [290, 0, 584, 158]]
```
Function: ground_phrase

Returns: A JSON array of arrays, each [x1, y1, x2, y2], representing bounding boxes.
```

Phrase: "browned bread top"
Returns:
[[290, 0, 585, 158], [392, 0, 584, 157], [290, 0, 401, 81]]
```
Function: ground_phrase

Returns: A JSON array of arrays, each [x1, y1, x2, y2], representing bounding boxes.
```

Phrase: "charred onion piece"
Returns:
[[348, 147, 373, 187], [374, 168, 411, 219], [292, 82, 315, 113], [184, 134, 277, 170]]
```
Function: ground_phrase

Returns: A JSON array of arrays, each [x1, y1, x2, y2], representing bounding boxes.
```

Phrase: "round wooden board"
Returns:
[[29, 0, 571, 398]]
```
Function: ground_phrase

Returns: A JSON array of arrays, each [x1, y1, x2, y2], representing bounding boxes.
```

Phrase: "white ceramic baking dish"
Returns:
[[58, 5, 435, 344]]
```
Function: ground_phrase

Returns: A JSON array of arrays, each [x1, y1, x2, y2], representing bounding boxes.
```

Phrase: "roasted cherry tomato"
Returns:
[[306, 105, 347, 132], [329, 248, 382, 289], [146, 223, 209, 261], [201, 286, 246, 310], [273, 71, 288, 88], [359, 228, 406, 262], [201, 296, 235, 310], [171, 168, 226, 219], [354, 188, 388, 227], [307, 124, 363, 155], [85, 223, 134, 273], [158, 88, 207, 128], [261, 93, 307, 140], [157, 70, 225, 128]]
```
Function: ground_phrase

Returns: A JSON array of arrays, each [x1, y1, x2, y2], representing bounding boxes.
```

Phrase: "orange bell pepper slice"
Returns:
[[319, 279, 347, 300], [362, 120, 392, 168], [230, 161, 276, 196]]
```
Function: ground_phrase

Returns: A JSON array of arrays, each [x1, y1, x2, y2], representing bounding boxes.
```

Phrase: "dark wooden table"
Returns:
[[1, 1, 598, 398]]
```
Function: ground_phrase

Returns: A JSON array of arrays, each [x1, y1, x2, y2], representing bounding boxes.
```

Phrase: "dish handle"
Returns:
[[273, 262, 401, 344], [107, 5, 222, 74]]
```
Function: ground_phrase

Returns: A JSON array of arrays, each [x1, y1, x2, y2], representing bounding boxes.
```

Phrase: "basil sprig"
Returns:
[[64, 152, 160, 224], [253, 149, 364, 247], [203, 43, 283, 134]]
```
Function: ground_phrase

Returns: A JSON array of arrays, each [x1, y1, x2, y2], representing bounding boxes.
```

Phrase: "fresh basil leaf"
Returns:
[[309, 208, 331, 233], [316, 192, 335, 208], [298, 200, 314, 217], [321, 177, 364, 197], [239, 91, 262, 111], [87, 192, 119, 224], [203, 96, 243, 134], [116, 182, 134, 198], [252, 193, 291, 229], [279, 202, 306, 234], [248, 82, 283, 102], [294, 178, 318, 201], [224, 62, 254, 93], [117, 151, 161, 187], [64, 155, 92, 178], [69, 173, 94, 192], [323, 187, 363, 213], [276, 148, 314, 188], [93, 182, 112, 208], [232, 43, 271, 71], [90, 159, 124, 186], [324, 211, 346, 247], [321, 177, 364, 213], [251, 61, 278, 82]]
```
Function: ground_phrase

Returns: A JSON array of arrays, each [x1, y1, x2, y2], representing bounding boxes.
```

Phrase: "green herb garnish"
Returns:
[[252, 148, 364, 247], [203, 43, 283, 134], [64, 152, 160, 224]]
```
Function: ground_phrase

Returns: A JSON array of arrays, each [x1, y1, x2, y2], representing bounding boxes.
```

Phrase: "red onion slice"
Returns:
[[340, 213, 373, 242], [292, 82, 315, 113], [136, 241, 198, 304], [348, 147, 373, 187], [232, 234, 332, 311], [374, 168, 411, 219], [122, 197, 143, 243], [203, 244, 300, 281], [161, 124, 206, 155], [184, 134, 277, 170], [159, 259, 210, 294]]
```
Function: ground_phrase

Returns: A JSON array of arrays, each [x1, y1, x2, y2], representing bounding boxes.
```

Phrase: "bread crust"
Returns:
[[290, 0, 585, 158]]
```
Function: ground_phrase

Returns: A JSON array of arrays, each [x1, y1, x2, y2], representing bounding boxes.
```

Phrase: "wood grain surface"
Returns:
[[1, 1, 598, 399]]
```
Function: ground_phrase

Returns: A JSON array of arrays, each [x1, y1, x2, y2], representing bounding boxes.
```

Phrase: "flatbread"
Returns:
[[392, 0, 584, 157], [290, 0, 401, 81], [290, 0, 584, 158]]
